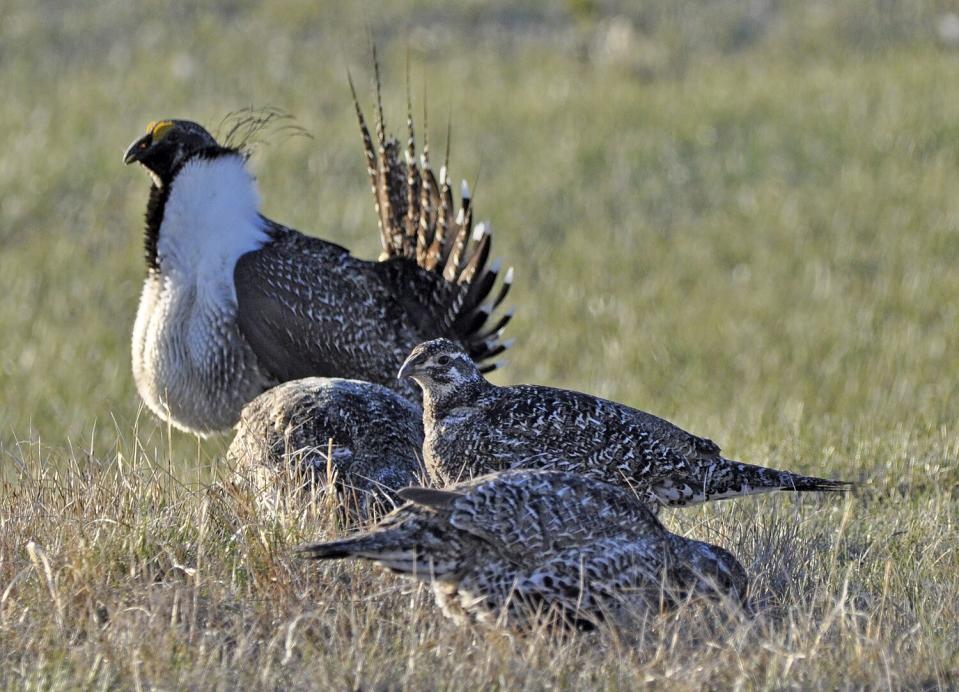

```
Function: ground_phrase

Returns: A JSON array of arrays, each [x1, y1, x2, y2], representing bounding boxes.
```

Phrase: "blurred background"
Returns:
[[1, 0, 957, 479]]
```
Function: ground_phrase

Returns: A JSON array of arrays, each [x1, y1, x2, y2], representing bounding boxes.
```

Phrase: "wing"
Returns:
[[446, 470, 664, 559], [466, 385, 710, 481], [488, 386, 847, 508], [234, 228, 424, 398], [398, 486, 466, 509]]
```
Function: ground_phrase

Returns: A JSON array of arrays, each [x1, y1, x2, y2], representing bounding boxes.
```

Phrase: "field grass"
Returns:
[[2, 0, 959, 687]]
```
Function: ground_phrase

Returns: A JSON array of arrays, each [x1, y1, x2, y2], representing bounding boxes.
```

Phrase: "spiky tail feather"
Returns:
[[659, 459, 853, 507], [297, 530, 457, 578], [297, 533, 413, 564], [734, 459, 853, 494], [774, 472, 853, 493], [707, 459, 852, 503], [349, 51, 513, 373], [296, 538, 365, 561]]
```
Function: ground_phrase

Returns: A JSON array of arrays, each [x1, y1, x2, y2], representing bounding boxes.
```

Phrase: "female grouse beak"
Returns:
[[123, 133, 153, 165], [397, 352, 424, 381]]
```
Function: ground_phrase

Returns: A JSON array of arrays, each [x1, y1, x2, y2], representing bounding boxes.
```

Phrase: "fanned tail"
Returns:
[[349, 53, 514, 373]]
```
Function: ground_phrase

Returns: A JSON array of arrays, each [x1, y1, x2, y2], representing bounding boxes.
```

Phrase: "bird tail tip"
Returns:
[[295, 539, 358, 561]]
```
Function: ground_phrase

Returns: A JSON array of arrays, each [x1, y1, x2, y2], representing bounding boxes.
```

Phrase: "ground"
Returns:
[[1, 1, 958, 688]]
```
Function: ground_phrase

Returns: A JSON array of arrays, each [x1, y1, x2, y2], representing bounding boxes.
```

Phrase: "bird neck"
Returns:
[[422, 375, 492, 421], [144, 151, 268, 279], [143, 183, 170, 271]]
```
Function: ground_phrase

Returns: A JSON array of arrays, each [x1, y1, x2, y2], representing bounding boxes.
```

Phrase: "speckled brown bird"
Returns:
[[298, 469, 747, 630], [227, 377, 426, 522], [398, 338, 851, 509]]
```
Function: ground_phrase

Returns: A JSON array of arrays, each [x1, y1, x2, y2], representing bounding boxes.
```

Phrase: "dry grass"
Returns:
[[2, 0, 959, 688], [2, 434, 956, 688]]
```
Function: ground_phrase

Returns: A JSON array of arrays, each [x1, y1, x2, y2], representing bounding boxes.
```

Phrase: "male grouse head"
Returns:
[[398, 339, 485, 404], [123, 120, 219, 186]]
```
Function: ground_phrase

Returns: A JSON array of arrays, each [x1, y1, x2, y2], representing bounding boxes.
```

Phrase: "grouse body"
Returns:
[[123, 84, 512, 435], [228, 377, 426, 521], [398, 339, 850, 508], [298, 469, 747, 630]]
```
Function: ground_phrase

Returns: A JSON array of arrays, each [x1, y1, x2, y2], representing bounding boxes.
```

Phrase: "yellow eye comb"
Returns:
[[146, 120, 175, 141]]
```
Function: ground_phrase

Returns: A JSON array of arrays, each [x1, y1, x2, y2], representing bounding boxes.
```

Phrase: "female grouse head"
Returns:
[[398, 339, 486, 404], [123, 120, 219, 186]]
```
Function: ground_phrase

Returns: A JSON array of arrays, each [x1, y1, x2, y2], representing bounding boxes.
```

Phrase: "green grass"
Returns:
[[2, 0, 958, 687]]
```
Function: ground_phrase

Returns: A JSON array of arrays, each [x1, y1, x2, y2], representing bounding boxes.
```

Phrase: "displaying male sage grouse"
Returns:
[[298, 470, 747, 630], [227, 378, 426, 522], [123, 82, 512, 434], [398, 339, 851, 508]]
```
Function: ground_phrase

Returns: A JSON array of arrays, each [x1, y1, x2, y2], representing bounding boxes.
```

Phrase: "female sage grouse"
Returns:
[[123, 74, 512, 435], [227, 378, 426, 522], [398, 339, 850, 508], [298, 469, 747, 630]]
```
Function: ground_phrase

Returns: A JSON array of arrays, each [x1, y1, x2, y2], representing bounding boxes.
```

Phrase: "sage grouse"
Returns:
[[227, 378, 425, 521], [123, 84, 512, 435], [398, 339, 850, 508], [298, 470, 747, 630]]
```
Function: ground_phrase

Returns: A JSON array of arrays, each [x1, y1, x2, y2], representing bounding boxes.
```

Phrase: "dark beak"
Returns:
[[397, 352, 423, 381], [123, 134, 152, 165]]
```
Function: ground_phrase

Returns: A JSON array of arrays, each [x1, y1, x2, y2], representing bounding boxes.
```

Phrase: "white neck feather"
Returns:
[[131, 152, 271, 433], [157, 153, 268, 287]]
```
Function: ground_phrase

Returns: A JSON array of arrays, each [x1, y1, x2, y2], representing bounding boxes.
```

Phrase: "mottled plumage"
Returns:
[[298, 470, 747, 630], [227, 378, 425, 521], [124, 77, 512, 435], [398, 339, 851, 508]]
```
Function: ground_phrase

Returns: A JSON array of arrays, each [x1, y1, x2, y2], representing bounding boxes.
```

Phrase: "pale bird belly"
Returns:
[[131, 277, 268, 434]]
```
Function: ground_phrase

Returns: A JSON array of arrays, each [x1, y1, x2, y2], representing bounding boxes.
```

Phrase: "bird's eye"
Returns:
[[139, 140, 149, 150], [436, 355, 451, 366]]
